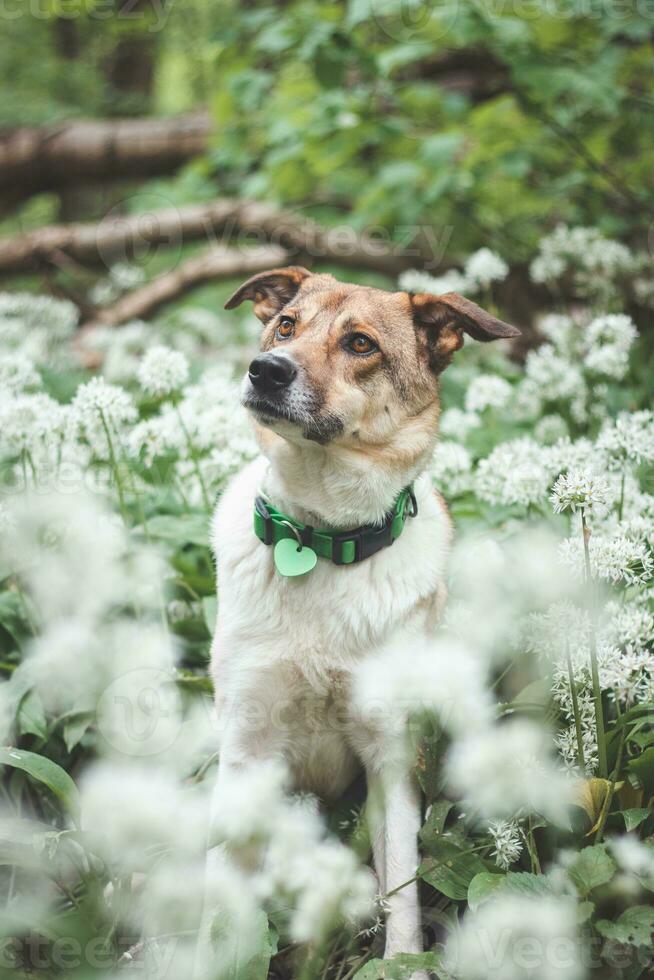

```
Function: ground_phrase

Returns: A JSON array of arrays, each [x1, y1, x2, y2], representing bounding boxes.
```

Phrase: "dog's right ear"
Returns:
[[224, 266, 312, 323]]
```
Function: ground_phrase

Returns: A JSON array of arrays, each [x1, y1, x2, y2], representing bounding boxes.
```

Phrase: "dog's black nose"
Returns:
[[248, 353, 297, 393]]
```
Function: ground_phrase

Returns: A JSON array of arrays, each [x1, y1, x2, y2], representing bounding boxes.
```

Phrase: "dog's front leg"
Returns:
[[367, 768, 425, 963]]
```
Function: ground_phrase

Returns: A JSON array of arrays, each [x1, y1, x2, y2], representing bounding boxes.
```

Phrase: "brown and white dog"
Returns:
[[209, 268, 519, 965]]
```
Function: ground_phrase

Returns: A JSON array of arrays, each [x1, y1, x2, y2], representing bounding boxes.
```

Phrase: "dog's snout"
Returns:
[[248, 353, 297, 393]]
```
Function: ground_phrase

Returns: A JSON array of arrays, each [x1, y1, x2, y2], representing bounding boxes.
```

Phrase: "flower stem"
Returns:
[[595, 727, 626, 843], [565, 637, 586, 773], [98, 409, 129, 525], [172, 398, 211, 510], [581, 509, 608, 779], [618, 470, 625, 522]]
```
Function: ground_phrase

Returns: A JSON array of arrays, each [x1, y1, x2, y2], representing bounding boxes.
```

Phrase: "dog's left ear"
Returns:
[[410, 291, 521, 370], [224, 266, 312, 323]]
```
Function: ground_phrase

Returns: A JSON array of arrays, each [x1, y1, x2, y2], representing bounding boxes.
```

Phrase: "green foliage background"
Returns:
[[2, 0, 654, 266]]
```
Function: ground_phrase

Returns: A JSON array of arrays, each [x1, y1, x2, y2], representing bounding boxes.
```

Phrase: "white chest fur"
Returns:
[[210, 457, 451, 689]]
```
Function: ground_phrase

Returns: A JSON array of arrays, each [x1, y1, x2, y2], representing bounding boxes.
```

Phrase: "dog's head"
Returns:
[[225, 267, 520, 446]]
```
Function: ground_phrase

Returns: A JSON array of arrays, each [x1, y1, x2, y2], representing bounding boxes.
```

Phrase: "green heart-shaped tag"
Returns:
[[273, 538, 318, 577]]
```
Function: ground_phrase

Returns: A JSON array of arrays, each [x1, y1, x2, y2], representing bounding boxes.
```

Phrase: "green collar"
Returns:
[[253, 485, 417, 569]]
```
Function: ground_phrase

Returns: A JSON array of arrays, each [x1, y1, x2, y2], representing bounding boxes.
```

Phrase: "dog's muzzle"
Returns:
[[248, 353, 297, 396]]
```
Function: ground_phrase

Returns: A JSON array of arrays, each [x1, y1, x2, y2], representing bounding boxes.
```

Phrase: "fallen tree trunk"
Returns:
[[0, 197, 435, 277], [88, 245, 290, 326], [0, 112, 211, 204]]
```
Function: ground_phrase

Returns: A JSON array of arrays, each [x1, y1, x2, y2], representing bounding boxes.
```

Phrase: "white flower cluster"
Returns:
[[487, 819, 524, 870], [138, 344, 189, 397], [530, 224, 635, 299], [445, 894, 584, 980], [399, 247, 508, 297], [464, 374, 512, 414], [550, 470, 609, 515], [0, 292, 78, 368]]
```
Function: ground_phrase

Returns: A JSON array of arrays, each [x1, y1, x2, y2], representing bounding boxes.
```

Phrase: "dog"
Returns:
[[209, 267, 519, 966]]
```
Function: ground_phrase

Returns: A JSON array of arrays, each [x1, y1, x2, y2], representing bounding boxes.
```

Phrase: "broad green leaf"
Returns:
[[468, 872, 505, 911], [210, 907, 273, 980], [17, 690, 48, 740], [353, 951, 443, 979], [420, 800, 454, 848], [628, 747, 654, 795], [419, 840, 487, 901], [493, 871, 556, 899], [596, 907, 654, 947], [623, 808, 651, 832], [567, 845, 616, 897], [62, 712, 93, 753], [141, 513, 210, 548], [0, 748, 80, 822]]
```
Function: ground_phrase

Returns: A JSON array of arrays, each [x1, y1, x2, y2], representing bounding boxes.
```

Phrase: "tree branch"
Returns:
[[0, 197, 431, 277], [86, 245, 290, 326], [0, 112, 211, 207]]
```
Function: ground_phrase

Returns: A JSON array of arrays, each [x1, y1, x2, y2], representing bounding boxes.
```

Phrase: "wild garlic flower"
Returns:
[[559, 533, 654, 585], [0, 392, 67, 459], [70, 377, 137, 458], [464, 374, 512, 414], [80, 762, 209, 872], [353, 636, 493, 741], [550, 470, 609, 515], [582, 313, 637, 379], [524, 345, 584, 402], [398, 268, 468, 295], [464, 247, 509, 289], [538, 312, 575, 349], [530, 224, 634, 288], [610, 836, 654, 880], [0, 352, 40, 394], [440, 406, 481, 439], [138, 344, 189, 397], [0, 291, 78, 336], [597, 410, 654, 467], [446, 719, 572, 823], [488, 819, 523, 870], [475, 438, 554, 508], [212, 761, 374, 942], [444, 894, 584, 980], [604, 601, 654, 652], [430, 441, 472, 494]]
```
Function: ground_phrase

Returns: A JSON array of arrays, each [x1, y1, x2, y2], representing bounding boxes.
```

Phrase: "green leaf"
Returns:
[[628, 747, 654, 795], [468, 872, 505, 911], [210, 907, 273, 980], [0, 748, 80, 822], [419, 840, 487, 901], [420, 800, 454, 847], [596, 907, 654, 947], [567, 845, 616, 897], [140, 513, 210, 548], [17, 690, 48, 739], [577, 901, 595, 924], [62, 712, 93, 753], [622, 808, 651, 832], [353, 951, 443, 979], [495, 871, 556, 899]]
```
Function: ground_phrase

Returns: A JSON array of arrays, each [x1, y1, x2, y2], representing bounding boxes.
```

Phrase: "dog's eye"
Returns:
[[276, 317, 295, 340], [347, 334, 378, 356]]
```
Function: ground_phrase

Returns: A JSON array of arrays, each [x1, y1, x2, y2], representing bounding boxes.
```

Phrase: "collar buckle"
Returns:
[[331, 519, 394, 565]]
